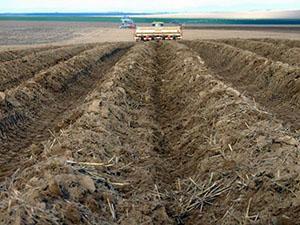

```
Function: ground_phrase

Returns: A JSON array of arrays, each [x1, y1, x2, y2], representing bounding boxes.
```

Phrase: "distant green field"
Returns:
[[1, 15, 300, 25]]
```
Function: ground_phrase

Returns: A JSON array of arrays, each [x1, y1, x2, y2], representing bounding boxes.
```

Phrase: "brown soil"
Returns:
[[216, 39, 300, 66], [0, 43, 132, 180], [253, 38, 300, 48], [0, 40, 300, 225], [0, 46, 61, 63], [185, 40, 300, 131], [0, 44, 100, 91], [1, 21, 300, 49]]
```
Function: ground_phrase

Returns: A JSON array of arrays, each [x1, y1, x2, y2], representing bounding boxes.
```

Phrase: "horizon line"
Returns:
[[0, 9, 300, 14]]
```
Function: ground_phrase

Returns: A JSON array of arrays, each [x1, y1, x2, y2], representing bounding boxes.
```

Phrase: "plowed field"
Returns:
[[0, 40, 299, 225]]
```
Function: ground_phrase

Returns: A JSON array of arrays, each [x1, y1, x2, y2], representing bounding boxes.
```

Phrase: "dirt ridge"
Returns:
[[0, 44, 98, 91], [217, 39, 300, 66], [254, 38, 300, 48], [0, 46, 61, 63], [0, 40, 300, 225], [0, 43, 131, 181], [185, 40, 300, 130], [157, 42, 300, 224]]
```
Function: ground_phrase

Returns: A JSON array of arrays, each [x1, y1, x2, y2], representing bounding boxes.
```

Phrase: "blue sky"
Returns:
[[0, 0, 299, 13]]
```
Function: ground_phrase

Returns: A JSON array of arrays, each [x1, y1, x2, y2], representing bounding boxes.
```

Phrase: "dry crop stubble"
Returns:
[[0, 40, 299, 225]]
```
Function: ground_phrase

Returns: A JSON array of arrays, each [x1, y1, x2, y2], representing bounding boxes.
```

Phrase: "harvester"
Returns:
[[134, 22, 182, 41]]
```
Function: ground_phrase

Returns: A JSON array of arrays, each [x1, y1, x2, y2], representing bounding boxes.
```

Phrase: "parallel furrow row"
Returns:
[[0, 45, 61, 63], [0, 43, 131, 180], [217, 39, 300, 66], [158, 42, 300, 224], [253, 38, 300, 49], [0, 43, 97, 91], [0, 42, 299, 225], [185, 40, 300, 130]]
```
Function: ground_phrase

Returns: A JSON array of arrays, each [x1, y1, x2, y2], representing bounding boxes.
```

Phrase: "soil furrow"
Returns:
[[253, 38, 300, 49], [0, 46, 61, 63], [0, 41, 300, 225], [217, 39, 300, 66], [157, 42, 300, 225], [0, 43, 132, 181], [0, 42, 174, 225], [0, 44, 97, 91], [185, 40, 300, 130]]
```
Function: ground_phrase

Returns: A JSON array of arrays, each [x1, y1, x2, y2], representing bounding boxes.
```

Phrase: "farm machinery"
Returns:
[[134, 22, 183, 42], [119, 17, 136, 29]]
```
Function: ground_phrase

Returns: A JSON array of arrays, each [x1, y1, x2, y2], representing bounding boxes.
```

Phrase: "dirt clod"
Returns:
[[0, 39, 300, 225]]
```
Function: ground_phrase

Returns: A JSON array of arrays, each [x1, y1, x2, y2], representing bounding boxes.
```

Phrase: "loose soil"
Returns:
[[0, 43, 132, 180], [185, 40, 300, 131], [0, 46, 61, 63], [0, 40, 299, 225], [253, 38, 300, 48], [216, 39, 300, 66], [1, 21, 300, 48], [0, 44, 98, 91]]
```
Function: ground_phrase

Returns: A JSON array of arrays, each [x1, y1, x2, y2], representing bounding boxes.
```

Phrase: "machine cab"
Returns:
[[120, 17, 136, 29], [152, 22, 164, 27]]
